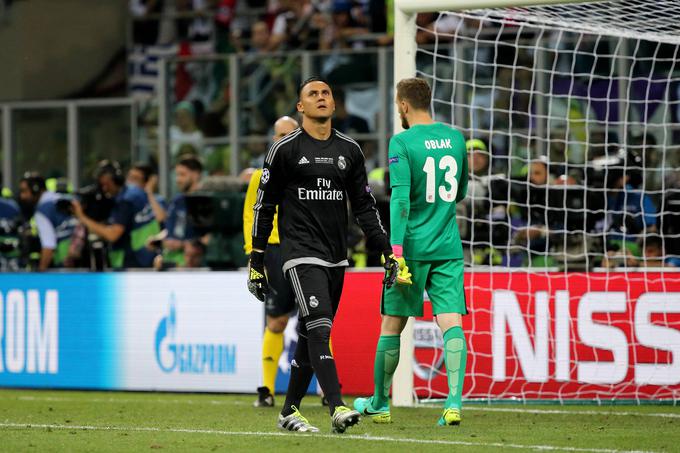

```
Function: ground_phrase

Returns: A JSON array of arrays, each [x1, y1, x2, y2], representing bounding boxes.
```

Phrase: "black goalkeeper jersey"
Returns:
[[252, 127, 390, 273]]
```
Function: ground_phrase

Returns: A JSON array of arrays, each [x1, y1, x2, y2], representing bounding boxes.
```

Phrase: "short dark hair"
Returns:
[[95, 160, 125, 186], [20, 172, 46, 195], [298, 76, 331, 98], [639, 234, 663, 252], [176, 156, 203, 174], [396, 78, 432, 111], [187, 238, 206, 254], [130, 162, 155, 183]]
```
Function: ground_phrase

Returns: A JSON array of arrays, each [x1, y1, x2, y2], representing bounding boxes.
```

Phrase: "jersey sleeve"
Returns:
[[388, 135, 411, 188], [389, 185, 410, 247], [252, 145, 286, 251], [242, 170, 261, 255], [387, 135, 411, 246], [346, 145, 391, 253]]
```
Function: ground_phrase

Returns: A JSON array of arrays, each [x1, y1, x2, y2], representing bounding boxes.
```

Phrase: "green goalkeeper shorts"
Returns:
[[381, 259, 467, 317]]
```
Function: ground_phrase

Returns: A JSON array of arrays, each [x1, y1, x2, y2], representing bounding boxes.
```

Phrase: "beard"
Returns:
[[400, 112, 410, 129], [180, 181, 193, 193]]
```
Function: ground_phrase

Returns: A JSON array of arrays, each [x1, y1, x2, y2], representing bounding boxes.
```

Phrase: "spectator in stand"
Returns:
[[154, 238, 206, 270], [126, 162, 167, 225], [600, 153, 657, 259], [415, 12, 461, 45], [322, 1, 370, 49], [601, 234, 671, 269], [466, 138, 490, 212], [333, 89, 370, 135], [214, 0, 237, 53], [660, 172, 680, 259], [249, 20, 272, 53], [18, 172, 78, 271], [129, 0, 164, 46], [72, 160, 160, 269], [0, 191, 21, 271], [182, 238, 206, 267], [170, 101, 204, 158], [464, 139, 490, 260], [269, 0, 323, 50], [512, 158, 558, 267], [369, 0, 393, 46], [635, 235, 673, 268], [161, 156, 203, 266]]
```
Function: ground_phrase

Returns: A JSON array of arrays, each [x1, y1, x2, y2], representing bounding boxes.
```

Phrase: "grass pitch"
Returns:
[[0, 389, 679, 452]]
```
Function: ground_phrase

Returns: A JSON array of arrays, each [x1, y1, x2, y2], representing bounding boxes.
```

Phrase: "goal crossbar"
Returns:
[[395, 0, 594, 14]]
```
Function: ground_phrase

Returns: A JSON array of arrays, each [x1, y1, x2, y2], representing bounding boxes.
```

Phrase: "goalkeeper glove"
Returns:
[[382, 251, 413, 288], [247, 250, 269, 302]]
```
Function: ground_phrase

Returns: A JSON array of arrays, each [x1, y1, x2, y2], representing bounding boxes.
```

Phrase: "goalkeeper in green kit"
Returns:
[[354, 78, 468, 426]]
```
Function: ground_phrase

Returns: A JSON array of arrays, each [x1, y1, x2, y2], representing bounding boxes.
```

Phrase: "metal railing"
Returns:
[[155, 46, 393, 196], [2, 39, 680, 197], [0, 98, 137, 190]]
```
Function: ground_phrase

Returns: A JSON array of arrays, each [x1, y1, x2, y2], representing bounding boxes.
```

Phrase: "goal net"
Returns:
[[393, 0, 680, 405]]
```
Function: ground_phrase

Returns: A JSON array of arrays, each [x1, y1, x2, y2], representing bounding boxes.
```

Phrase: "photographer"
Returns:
[[160, 156, 203, 266], [597, 152, 657, 259], [126, 162, 167, 224], [18, 172, 77, 271], [512, 158, 558, 267], [71, 160, 159, 269], [0, 192, 22, 271]]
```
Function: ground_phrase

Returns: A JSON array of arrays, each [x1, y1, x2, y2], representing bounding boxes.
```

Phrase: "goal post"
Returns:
[[391, 0, 680, 406]]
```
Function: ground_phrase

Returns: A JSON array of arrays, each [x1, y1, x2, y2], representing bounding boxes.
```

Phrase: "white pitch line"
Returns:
[[464, 407, 680, 419], [0, 422, 657, 453], [10, 395, 680, 419]]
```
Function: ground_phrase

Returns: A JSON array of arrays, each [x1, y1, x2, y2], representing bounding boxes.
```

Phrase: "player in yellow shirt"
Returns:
[[244, 115, 299, 407]]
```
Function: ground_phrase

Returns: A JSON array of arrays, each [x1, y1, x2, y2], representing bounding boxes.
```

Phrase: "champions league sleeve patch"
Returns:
[[389, 156, 399, 165], [261, 168, 270, 184]]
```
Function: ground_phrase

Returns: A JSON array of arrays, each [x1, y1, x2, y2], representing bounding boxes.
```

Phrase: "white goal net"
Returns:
[[397, 0, 680, 404]]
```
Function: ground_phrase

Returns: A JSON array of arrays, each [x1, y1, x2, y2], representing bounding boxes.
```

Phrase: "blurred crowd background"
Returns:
[[2, 0, 680, 272]]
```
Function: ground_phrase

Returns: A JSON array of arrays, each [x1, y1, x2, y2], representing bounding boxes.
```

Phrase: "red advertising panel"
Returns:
[[333, 271, 680, 400]]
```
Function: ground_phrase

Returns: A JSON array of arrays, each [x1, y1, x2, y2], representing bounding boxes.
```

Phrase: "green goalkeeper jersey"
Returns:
[[388, 122, 468, 261]]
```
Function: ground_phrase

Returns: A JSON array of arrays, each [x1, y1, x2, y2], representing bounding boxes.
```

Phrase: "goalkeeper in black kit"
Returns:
[[248, 77, 406, 434]]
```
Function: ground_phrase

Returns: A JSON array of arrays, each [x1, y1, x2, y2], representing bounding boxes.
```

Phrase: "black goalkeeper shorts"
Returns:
[[285, 264, 346, 336], [264, 245, 296, 317]]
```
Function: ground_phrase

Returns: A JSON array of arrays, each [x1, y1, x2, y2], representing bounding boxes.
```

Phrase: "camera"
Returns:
[[184, 176, 247, 269], [56, 184, 115, 222]]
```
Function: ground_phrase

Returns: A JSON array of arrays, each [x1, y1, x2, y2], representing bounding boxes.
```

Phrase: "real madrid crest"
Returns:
[[338, 155, 347, 170]]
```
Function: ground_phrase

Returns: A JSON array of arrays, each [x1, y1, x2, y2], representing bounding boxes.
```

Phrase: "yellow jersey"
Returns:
[[243, 169, 280, 254]]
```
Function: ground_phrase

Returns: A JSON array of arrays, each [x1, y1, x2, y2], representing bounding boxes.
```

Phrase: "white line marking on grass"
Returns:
[[0, 422, 657, 453], [10, 395, 680, 419], [465, 407, 680, 419]]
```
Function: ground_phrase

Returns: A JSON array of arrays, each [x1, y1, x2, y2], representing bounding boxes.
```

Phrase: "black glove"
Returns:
[[382, 251, 400, 289], [248, 250, 269, 302]]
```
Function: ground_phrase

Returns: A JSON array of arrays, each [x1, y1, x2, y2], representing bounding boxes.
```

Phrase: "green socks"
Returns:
[[443, 326, 467, 410], [372, 335, 401, 408]]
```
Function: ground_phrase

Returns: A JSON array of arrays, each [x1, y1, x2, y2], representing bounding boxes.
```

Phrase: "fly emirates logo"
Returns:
[[298, 178, 344, 201]]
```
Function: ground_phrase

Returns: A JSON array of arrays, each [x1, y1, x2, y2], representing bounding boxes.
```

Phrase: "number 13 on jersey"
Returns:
[[423, 155, 458, 203]]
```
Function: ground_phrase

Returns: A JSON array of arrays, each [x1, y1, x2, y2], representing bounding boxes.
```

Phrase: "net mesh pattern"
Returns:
[[410, 0, 680, 403]]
